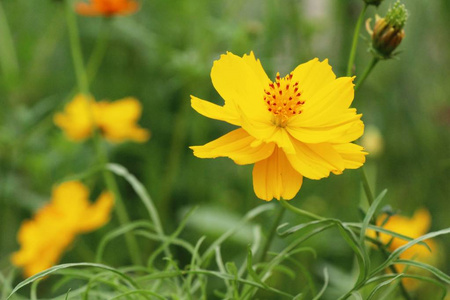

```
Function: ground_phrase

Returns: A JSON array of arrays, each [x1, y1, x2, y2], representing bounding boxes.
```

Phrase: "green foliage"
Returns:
[[1, 0, 450, 299]]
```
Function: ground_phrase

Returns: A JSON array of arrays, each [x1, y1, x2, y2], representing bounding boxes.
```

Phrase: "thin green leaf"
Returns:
[[7, 263, 138, 299], [312, 268, 329, 300], [347, 223, 431, 251], [109, 290, 166, 300], [107, 163, 168, 255], [366, 273, 448, 299], [359, 189, 387, 245], [96, 220, 154, 263], [147, 206, 198, 267], [372, 227, 450, 275], [395, 259, 450, 283], [350, 291, 363, 300], [64, 289, 71, 300], [367, 273, 403, 300], [200, 203, 275, 264]]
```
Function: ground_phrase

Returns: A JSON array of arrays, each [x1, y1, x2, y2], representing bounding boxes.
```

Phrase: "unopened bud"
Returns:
[[366, 1, 408, 59]]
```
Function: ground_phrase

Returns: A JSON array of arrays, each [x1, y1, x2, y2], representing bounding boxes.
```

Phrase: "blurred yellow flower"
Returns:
[[94, 97, 150, 143], [54, 94, 150, 143], [190, 52, 366, 201], [11, 181, 114, 277], [373, 208, 438, 290], [76, 0, 139, 17], [53, 94, 95, 141]]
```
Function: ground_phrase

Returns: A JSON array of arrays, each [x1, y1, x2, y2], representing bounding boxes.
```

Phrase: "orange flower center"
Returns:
[[264, 72, 305, 127]]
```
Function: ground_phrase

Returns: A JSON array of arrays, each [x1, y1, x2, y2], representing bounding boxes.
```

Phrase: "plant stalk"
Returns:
[[346, 3, 368, 76], [65, 0, 142, 266]]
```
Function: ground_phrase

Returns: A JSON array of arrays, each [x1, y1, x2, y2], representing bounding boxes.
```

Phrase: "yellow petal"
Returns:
[[191, 128, 275, 165], [286, 118, 362, 144], [77, 191, 114, 232], [287, 138, 345, 180], [211, 52, 271, 124], [191, 95, 240, 126], [290, 58, 336, 100], [332, 143, 367, 170], [297, 77, 355, 125], [53, 94, 95, 141], [94, 97, 150, 143], [252, 147, 303, 201], [242, 51, 270, 87]]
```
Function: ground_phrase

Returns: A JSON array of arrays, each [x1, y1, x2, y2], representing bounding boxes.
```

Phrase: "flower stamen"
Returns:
[[264, 72, 305, 127]]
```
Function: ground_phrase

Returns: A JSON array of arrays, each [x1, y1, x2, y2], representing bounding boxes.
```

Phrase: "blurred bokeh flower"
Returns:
[[360, 125, 384, 157], [75, 0, 139, 17], [373, 208, 438, 290], [54, 94, 150, 143], [11, 181, 114, 277], [190, 52, 366, 201]]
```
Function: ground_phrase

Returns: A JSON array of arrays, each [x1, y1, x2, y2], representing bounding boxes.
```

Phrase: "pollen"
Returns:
[[263, 72, 305, 127]]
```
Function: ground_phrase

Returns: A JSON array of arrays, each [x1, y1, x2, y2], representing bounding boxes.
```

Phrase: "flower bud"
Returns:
[[367, 1, 408, 59]]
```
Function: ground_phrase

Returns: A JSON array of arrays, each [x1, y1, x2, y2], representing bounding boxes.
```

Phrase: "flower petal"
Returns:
[[331, 143, 367, 171], [190, 128, 275, 165], [191, 95, 240, 126], [211, 52, 271, 123], [291, 58, 336, 100], [286, 117, 363, 144], [287, 139, 345, 180], [78, 191, 114, 232], [252, 147, 303, 201], [242, 51, 270, 87]]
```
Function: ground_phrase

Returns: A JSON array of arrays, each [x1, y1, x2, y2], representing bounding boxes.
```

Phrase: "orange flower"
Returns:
[[76, 0, 139, 17]]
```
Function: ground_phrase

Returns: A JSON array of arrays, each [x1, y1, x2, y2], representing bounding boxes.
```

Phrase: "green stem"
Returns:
[[87, 19, 110, 81], [258, 205, 286, 263], [0, 1, 19, 89], [65, 0, 142, 266], [65, 1, 89, 94], [280, 200, 324, 221], [358, 170, 411, 300], [355, 57, 379, 91], [346, 3, 368, 76]]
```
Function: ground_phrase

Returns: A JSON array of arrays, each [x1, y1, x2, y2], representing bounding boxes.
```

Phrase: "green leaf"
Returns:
[[366, 273, 403, 300], [7, 263, 138, 299], [359, 189, 387, 245], [395, 259, 450, 283], [95, 220, 154, 263], [372, 227, 450, 275], [312, 268, 329, 300]]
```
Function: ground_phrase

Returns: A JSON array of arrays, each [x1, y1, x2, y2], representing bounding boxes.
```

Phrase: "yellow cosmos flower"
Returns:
[[190, 52, 366, 201], [11, 181, 114, 277], [54, 94, 150, 143], [373, 208, 438, 290]]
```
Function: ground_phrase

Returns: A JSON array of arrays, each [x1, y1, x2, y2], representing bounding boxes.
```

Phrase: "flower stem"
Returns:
[[258, 204, 286, 263], [0, 1, 19, 90], [65, 1, 142, 266], [280, 200, 324, 221], [359, 171, 411, 300], [355, 57, 379, 92], [346, 3, 368, 76], [65, 1, 89, 95]]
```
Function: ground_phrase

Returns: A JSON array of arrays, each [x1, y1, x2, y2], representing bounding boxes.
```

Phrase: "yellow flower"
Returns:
[[373, 208, 438, 290], [11, 181, 114, 277], [54, 94, 150, 143], [94, 97, 150, 143], [190, 52, 366, 201], [53, 94, 95, 141]]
